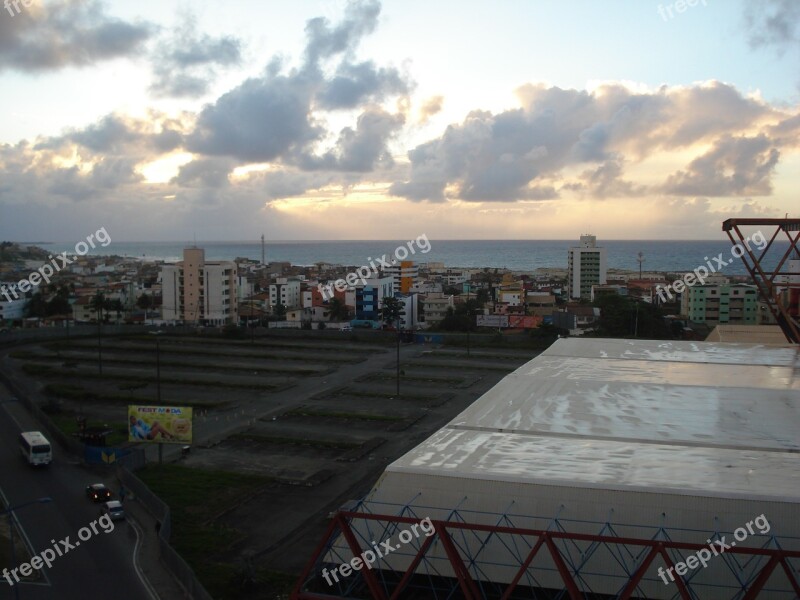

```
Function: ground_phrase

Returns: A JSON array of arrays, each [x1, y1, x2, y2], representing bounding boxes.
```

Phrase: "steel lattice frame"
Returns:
[[722, 218, 800, 343], [291, 510, 800, 599]]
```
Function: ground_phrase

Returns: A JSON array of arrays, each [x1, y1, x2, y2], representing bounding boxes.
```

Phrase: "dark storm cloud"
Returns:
[[0, 0, 152, 72], [149, 15, 243, 98], [662, 135, 780, 196]]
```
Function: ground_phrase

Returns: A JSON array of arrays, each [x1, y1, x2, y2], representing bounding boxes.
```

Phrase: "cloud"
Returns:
[[0, 0, 153, 73], [186, 0, 409, 172], [186, 73, 322, 163], [744, 0, 800, 52], [39, 112, 187, 156], [303, 0, 380, 67], [571, 159, 645, 199], [149, 14, 243, 98], [391, 82, 790, 203], [316, 60, 409, 110], [418, 95, 444, 124], [662, 134, 780, 196], [295, 107, 404, 172], [171, 158, 236, 189]]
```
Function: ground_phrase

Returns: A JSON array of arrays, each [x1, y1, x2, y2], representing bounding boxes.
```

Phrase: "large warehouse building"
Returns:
[[295, 338, 800, 599]]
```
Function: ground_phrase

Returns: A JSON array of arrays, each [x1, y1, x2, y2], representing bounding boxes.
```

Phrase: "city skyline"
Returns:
[[1, 0, 798, 242]]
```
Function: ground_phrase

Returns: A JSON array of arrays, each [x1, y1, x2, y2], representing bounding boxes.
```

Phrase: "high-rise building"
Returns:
[[161, 248, 238, 325], [355, 277, 394, 321], [383, 261, 419, 294], [567, 234, 607, 300]]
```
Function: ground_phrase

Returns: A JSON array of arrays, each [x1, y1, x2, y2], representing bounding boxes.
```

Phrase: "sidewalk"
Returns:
[[116, 491, 191, 600]]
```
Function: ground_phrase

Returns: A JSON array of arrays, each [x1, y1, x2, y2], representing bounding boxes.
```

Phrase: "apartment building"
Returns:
[[567, 234, 607, 300], [681, 283, 758, 325], [422, 292, 454, 325], [161, 247, 238, 325], [383, 261, 419, 293], [269, 278, 301, 310], [355, 277, 394, 321]]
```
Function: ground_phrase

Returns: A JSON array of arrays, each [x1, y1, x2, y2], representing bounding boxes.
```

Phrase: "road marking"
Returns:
[[0, 483, 52, 587], [129, 514, 160, 600]]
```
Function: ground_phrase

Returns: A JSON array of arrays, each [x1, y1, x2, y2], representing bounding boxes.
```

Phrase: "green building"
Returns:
[[681, 283, 758, 324]]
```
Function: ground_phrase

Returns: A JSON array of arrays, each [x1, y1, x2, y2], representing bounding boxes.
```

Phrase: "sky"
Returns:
[[0, 0, 798, 242]]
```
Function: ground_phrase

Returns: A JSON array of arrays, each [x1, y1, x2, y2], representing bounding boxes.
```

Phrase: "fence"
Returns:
[[117, 465, 214, 600], [0, 361, 212, 599]]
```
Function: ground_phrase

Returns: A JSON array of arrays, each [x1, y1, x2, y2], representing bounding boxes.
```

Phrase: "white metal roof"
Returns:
[[385, 338, 800, 502]]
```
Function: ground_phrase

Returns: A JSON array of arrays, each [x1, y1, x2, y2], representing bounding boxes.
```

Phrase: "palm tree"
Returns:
[[89, 292, 106, 323], [328, 297, 349, 321], [137, 294, 153, 323]]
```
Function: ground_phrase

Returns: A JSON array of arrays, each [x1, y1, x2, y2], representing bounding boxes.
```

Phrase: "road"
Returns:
[[0, 390, 154, 600]]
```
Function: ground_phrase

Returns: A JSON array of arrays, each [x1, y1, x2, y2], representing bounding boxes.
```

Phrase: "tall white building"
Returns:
[[269, 278, 301, 309], [568, 234, 607, 300], [382, 262, 419, 293], [161, 248, 238, 325]]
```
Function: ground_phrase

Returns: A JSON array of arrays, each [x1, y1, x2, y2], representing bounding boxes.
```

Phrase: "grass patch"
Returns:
[[137, 464, 274, 600], [19, 353, 324, 376], [42, 382, 225, 409], [286, 408, 404, 422], [48, 413, 128, 446], [364, 373, 465, 384], [22, 363, 277, 392], [232, 432, 359, 450], [404, 360, 515, 371], [338, 389, 431, 401]]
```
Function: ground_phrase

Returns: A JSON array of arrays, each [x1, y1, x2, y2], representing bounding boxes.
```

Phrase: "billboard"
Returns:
[[128, 405, 193, 444], [508, 315, 543, 329], [477, 314, 508, 328]]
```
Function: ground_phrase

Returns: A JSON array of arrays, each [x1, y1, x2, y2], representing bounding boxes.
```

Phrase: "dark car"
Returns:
[[86, 483, 112, 502]]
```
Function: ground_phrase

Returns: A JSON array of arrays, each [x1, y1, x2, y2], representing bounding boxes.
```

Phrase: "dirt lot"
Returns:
[[4, 330, 542, 595]]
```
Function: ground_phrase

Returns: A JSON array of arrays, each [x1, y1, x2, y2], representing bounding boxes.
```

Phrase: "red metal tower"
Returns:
[[722, 218, 800, 344]]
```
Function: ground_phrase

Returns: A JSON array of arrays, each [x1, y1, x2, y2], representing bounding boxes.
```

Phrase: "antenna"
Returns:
[[261, 234, 265, 265]]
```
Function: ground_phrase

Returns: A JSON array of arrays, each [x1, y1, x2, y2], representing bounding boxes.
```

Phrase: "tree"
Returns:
[[137, 294, 153, 323], [89, 292, 106, 322], [593, 295, 671, 339], [327, 297, 349, 321], [24, 292, 48, 318], [380, 296, 403, 328], [436, 299, 480, 332], [273, 303, 286, 319]]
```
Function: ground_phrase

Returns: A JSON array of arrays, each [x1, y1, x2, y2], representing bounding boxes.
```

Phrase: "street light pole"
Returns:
[[396, 317, 400, 397], [156, 336, 161, 402], [3, 497, 52, 600]]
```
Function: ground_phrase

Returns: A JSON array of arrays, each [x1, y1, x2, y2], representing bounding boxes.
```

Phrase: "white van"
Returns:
[[19, 431, 52, 466]]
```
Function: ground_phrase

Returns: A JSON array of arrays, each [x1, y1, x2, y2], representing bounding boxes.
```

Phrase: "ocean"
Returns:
[[37, 239, 792, 275]]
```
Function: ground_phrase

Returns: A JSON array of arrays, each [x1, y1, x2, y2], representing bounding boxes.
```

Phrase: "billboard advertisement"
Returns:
[[508, 315, 544, 329], [477, 314, 508, 328], [128, 405, 193, 444]]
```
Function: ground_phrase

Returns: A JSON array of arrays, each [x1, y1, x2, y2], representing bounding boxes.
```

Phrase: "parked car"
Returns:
[[85, 483, 112, 502], [101, 500, 125, 521]]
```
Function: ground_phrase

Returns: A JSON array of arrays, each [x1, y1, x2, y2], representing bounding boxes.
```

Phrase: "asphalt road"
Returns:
[[0, 391, 154, 600]]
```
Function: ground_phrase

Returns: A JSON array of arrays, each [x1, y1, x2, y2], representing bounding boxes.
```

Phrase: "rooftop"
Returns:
[[386, 338, 800, 503]]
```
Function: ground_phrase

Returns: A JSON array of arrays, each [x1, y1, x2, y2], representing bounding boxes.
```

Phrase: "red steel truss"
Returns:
[[722, 218, 800, 343], [291, 511, 800, 599]]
